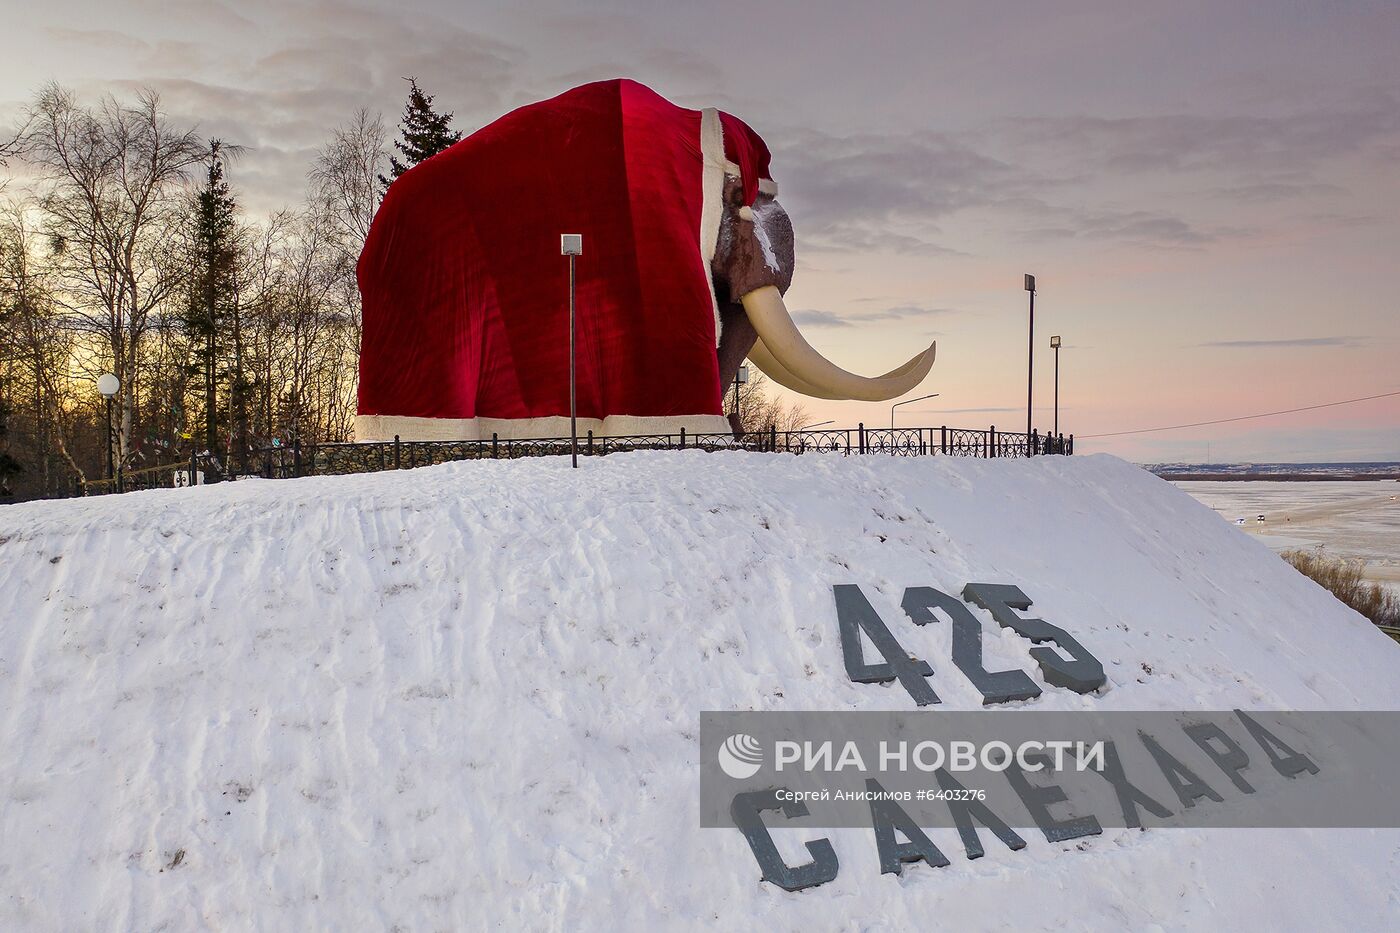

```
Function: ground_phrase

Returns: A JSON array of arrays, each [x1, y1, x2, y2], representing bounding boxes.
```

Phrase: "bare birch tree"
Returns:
[[0, 204, 88, 493], [300, 109, 388, 441], [23, 84, 204, 469]]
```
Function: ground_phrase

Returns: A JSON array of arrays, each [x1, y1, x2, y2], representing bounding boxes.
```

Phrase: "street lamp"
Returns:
[[1049, 335, 1062, 440], [891, 393, 939, 428], [561, 233, 583, 468], [801, 420, 835, 429], [1024, 273, 1036, 444], [732, 364, 749, 417], [97, 372, 120, 482]]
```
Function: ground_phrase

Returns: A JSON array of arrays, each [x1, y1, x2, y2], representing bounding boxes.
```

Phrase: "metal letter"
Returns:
[[902, 586, 1040, 705], [962, 583, 1106, 693], [834, 585, 939, 706], [1002, 754, 1102, 843], [867, 779, 951, 875], [1139, 732, 1223, 809], [1092, 740, 1173, 829], [935, 768, 1026, 860], [1184, 722, 1256, 794], [1234, 710, 1319, 779], [730, 789, 840, 892]]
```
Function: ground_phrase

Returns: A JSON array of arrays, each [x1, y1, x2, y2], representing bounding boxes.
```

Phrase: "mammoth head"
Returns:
[[710, 177, 936, 402]]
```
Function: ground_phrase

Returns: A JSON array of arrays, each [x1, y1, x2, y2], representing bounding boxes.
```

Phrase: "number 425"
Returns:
[[833, 583, 1106, 706]]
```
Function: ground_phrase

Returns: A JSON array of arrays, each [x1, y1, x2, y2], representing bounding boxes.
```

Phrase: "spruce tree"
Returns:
[[378, 78, 463, 192], [182, 139, 240, 475]]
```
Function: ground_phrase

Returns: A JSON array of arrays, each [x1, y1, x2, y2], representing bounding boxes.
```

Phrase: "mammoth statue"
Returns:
[[355, 79, 935, 441]]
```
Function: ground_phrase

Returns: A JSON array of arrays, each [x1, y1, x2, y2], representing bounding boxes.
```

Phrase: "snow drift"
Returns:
[[1, 453, 1397, 929]]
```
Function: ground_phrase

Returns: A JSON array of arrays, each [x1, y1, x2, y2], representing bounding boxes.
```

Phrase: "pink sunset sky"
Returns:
[[2, 0, 1397, 462]]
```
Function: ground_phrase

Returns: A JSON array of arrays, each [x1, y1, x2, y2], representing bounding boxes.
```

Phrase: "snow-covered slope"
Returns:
[[2, 453, 1396, 930]]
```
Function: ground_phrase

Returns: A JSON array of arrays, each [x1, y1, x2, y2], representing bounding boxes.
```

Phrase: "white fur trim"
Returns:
[[738, 205, 754, 222], [355, 413, 732, 442], [699, 108, 726, 348], [722, 159, 778, 196]]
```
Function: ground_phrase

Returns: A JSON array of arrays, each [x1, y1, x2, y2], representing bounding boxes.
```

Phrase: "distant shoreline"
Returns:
[[1158, 472, 1400, 482]]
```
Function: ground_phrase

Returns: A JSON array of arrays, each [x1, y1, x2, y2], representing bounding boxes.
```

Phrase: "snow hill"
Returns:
[[1, 453, 1397, 930]]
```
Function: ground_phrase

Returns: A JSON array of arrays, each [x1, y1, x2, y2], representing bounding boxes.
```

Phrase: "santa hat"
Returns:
[[718, 110, 778, 222]]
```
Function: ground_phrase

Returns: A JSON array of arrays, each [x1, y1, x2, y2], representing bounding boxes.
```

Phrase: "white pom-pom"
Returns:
[[738, 205, 755, 222]]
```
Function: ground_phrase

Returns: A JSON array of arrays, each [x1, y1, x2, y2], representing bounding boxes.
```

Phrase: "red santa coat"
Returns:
[[355, 79, 776, 441]]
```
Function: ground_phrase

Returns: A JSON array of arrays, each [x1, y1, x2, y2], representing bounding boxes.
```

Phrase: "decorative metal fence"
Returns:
[[83, 455, 205, 497], [244, 424, 1073, 481], [77, 424, 1071, 494]]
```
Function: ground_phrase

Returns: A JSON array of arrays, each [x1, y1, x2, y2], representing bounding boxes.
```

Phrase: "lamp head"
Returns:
[[97, 373, 120, 398], [1050, 335, 1061, 349]]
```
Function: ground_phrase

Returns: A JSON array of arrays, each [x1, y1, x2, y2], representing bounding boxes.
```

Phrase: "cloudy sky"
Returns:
[[3, 0, 1398, 461]]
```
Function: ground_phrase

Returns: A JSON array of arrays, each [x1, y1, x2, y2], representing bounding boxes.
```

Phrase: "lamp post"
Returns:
[[801, 420, 834, 429], [1024, 273, 1036, 444], [732, 364, 749, 417], [97, 372, 120, 483], [891, 393, 939, 429], [561, 234, 583, 468], [1049, 335, 1062, 440]]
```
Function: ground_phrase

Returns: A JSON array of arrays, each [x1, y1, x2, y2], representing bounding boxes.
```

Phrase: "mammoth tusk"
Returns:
[[747, 338, 845, 400], [739, 286, 937, 402], [748, 338, 930, 400]]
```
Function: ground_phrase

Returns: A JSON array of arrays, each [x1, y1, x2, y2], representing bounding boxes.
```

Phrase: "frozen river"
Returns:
[[1174, 480, 1400, 589]]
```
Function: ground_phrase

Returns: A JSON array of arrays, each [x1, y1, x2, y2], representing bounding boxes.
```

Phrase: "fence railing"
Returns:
[[245, 424, 1073, 481], [77, 425, 1072, 494], [84, 453, 206, 497]]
